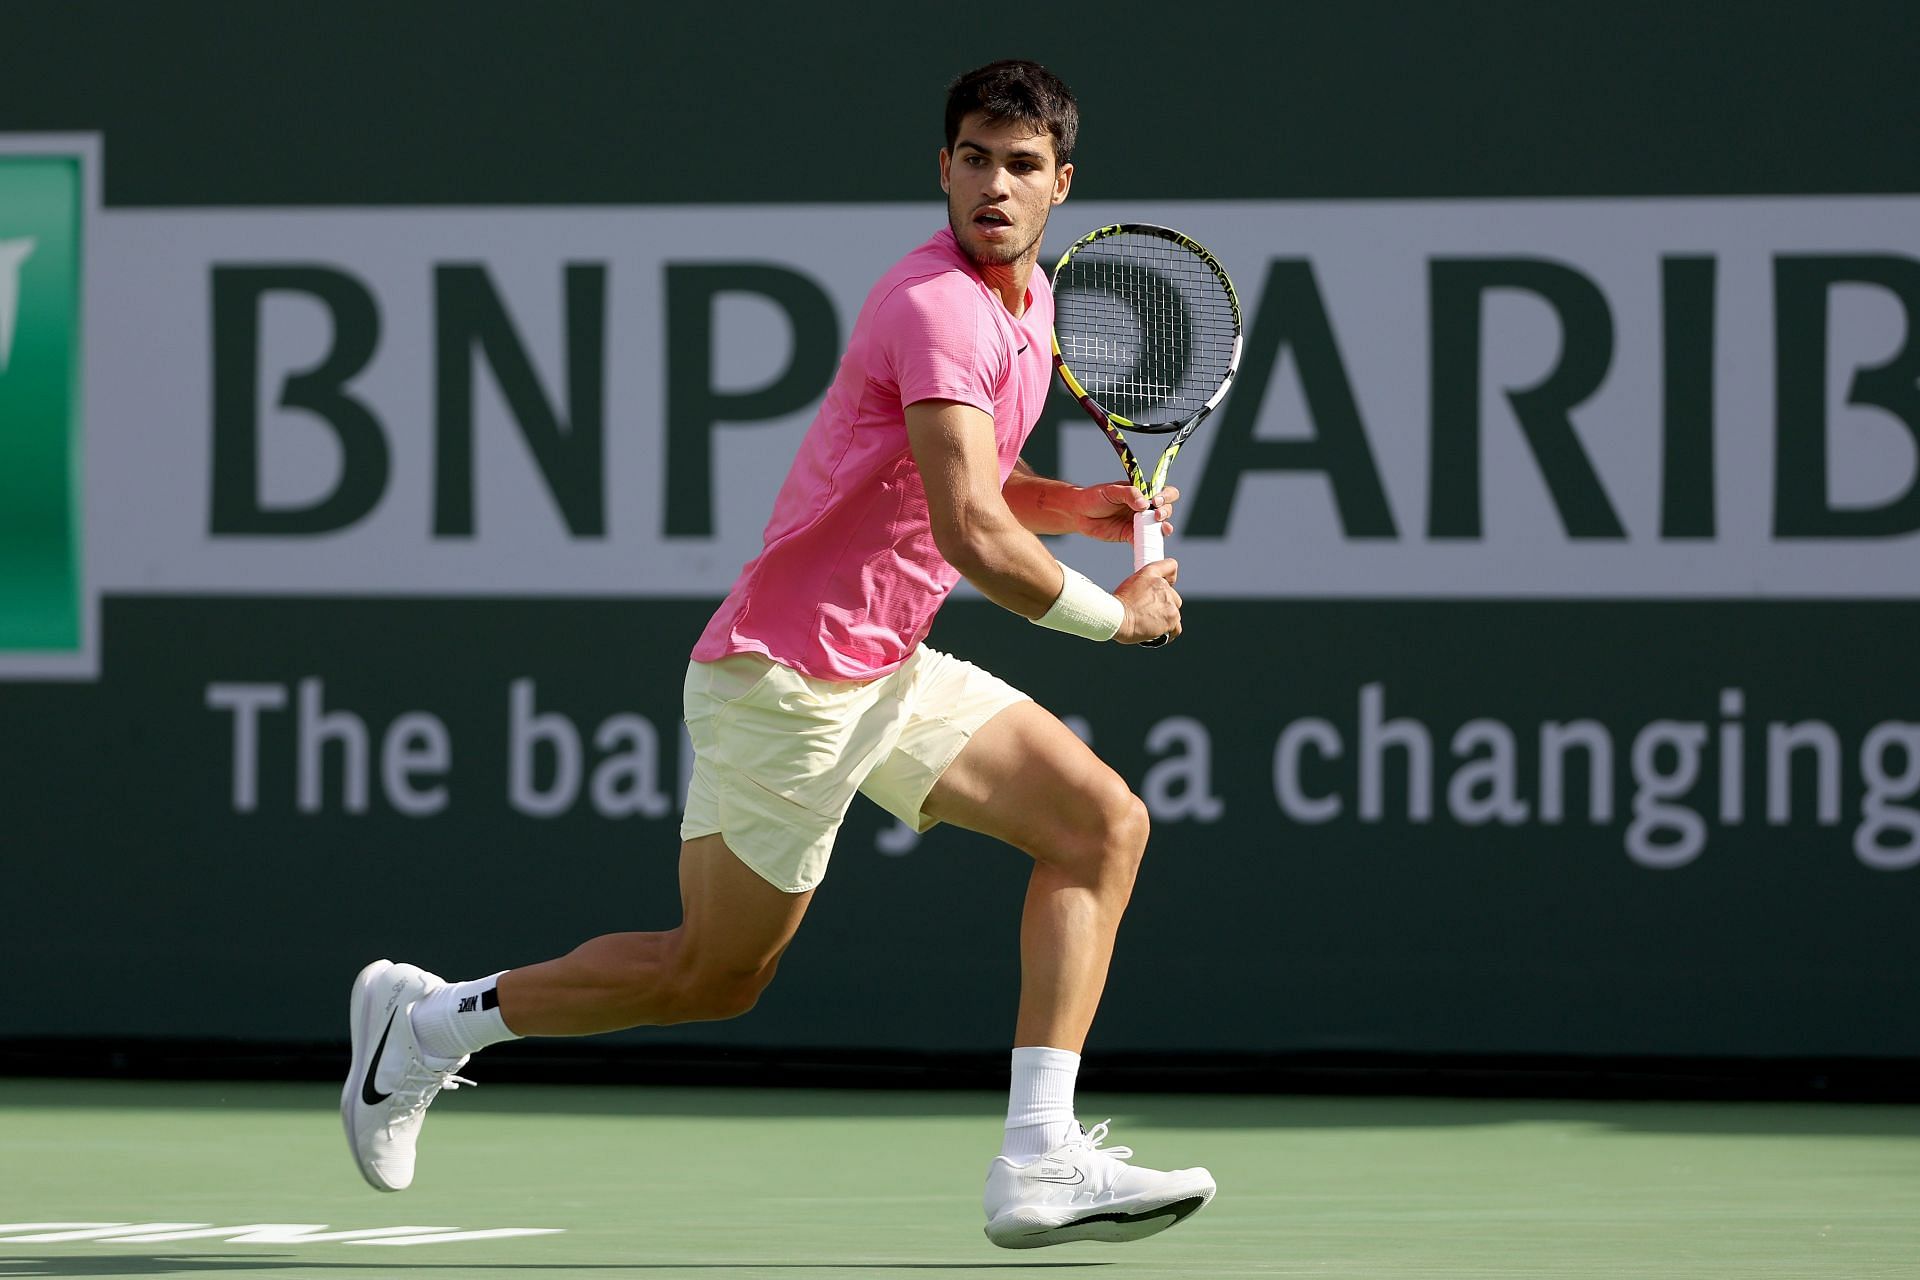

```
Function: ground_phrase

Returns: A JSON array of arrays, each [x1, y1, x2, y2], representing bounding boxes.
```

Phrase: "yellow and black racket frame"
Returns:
[[1049, 222, 1244, 501]]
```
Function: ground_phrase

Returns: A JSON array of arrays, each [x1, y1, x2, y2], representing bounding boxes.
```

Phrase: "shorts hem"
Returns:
[[885, 693, 1031, 833], [678, 816, 826, 895]]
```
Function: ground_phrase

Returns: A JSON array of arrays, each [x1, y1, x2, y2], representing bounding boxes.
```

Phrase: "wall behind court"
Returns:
[[1, 1, 1917, 1062]]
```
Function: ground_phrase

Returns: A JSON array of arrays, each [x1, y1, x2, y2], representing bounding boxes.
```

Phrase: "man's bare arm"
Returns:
[[906, 402, 1181, 641], [1003, 457, 1180, 544]]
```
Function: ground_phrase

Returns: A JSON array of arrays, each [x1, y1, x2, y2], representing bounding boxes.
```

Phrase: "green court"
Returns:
[[2, 1079, 1916, 1278]]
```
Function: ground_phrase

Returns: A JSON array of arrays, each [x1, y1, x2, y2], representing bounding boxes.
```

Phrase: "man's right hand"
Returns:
[[1114, 559, 1182, 645]]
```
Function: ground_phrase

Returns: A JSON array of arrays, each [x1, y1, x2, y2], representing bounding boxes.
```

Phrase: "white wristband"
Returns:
[[1032, 564, 1124, 642]]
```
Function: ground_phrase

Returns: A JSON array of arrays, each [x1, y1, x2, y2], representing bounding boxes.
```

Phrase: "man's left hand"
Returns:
[[1068, 482, 1178, 543]]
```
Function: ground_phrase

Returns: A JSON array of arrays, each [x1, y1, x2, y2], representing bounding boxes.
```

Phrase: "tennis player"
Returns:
[[344, 59, 1215, 1249]]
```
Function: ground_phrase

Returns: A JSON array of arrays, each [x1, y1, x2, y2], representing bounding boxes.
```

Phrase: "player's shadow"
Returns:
[[0, 1257, 1112, 1277]]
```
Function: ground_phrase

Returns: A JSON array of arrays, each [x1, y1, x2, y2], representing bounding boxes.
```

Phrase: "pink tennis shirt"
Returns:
[[692, 227, 1056, 681]]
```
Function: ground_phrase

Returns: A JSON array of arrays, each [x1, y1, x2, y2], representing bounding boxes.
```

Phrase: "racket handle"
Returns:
[[1132, 506, 1164, 571]]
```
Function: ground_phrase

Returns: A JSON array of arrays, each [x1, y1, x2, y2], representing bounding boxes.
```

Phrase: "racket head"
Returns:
[[1050, 223, 1243, 437]]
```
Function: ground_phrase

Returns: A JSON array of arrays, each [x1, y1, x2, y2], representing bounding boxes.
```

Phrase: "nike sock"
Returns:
[[409, 972, 521, 1062], [1001, 1045, 1080, 1161]]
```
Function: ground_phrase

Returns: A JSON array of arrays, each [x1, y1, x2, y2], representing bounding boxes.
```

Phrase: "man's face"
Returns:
[[939, 111, 1074, 270]]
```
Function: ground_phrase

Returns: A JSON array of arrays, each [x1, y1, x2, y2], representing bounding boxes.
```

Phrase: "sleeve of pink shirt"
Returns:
[[873, 274, 1004, 417]]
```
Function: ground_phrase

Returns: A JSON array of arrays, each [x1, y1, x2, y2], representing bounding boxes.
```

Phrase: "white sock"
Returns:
[[409, 971, 520, 1062], [1001, 1046, 1080, 1161]]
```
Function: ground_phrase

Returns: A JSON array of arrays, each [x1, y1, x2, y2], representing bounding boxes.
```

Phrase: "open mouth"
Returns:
[[974, 207, 1013, 231]]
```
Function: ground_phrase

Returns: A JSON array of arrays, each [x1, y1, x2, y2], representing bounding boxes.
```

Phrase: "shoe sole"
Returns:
[[341, 958, 401, 1193], [985, 1187, 1215, 1249]]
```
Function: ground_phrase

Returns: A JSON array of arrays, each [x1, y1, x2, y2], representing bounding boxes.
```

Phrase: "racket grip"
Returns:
[[1132, 506, 1164, 571]]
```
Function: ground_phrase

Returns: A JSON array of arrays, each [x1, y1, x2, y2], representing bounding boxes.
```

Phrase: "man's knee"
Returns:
[[1055, 777, 1150, 884], [685, 971, 770, 1023], [658, 944, 778, 1025], [1110, 789, 1151, 875]]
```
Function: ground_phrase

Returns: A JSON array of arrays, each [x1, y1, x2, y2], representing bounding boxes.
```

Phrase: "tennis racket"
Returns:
[[1050, 223, 1242, 591]]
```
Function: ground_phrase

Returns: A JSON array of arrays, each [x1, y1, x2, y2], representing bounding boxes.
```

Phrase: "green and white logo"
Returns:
[[0, 155, 82, 656], [0, 237, 35, 372]]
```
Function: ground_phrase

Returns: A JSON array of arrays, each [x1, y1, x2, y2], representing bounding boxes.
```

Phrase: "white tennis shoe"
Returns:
[[983, 1121, 1216, 1249], [341, 958, 474, 1192]]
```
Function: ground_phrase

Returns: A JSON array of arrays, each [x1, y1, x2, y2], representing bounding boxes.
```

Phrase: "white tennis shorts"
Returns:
[[679, 645, 1030, 893]]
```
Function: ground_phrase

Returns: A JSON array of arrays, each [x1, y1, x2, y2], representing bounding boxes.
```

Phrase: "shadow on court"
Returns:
[[0, 1079, 1000, 1121], [0, 1259, 1111, 1277], [4, 1079, 1918, 1138]]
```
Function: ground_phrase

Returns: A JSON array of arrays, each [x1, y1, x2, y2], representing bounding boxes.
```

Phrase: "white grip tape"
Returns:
[[1132, 506, 1164, 571], [1032, 564, 1124, 642]]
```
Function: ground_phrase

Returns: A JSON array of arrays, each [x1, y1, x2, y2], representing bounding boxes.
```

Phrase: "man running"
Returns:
[[343, 58, 1215, 1250]]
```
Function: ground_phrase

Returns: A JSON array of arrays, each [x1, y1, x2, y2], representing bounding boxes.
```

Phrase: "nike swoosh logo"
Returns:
[[1017, 342, 1030, 354], [361, 1012, 396, 1105], [1067, 1194, 1207, 1228], [1033, 1170, 1085, 1186]]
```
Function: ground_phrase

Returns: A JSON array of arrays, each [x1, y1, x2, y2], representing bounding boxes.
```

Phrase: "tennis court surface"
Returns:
[[2, 1079, 1916, 1278]]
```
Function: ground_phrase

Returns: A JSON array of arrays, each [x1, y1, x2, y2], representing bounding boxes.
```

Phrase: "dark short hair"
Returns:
[[944, 60, 1079, 168]]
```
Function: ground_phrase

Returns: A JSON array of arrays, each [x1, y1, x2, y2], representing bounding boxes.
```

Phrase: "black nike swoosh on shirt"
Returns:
[[361, 1012, 396, 1106], [1017, 342, 1030, 354]]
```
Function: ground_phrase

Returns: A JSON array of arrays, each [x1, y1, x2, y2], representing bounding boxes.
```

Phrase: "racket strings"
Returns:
[[1054, 233, 1237, 425]]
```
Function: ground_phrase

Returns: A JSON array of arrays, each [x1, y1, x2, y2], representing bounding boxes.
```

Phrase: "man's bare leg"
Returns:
[[344, 833, 809, 1193], [494, 833, 814, 1035], [922, 700, 1148, 1054], [924, 699, 1214, 1245]]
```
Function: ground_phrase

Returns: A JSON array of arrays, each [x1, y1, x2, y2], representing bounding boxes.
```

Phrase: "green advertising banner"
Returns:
[[2, 596, 1916, 1058], [0, 156, 81, 653]]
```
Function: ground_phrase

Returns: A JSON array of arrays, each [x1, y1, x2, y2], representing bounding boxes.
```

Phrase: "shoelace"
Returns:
[[1065, 1120, 1133, 1162], [385, 1062, 476, 1134]]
